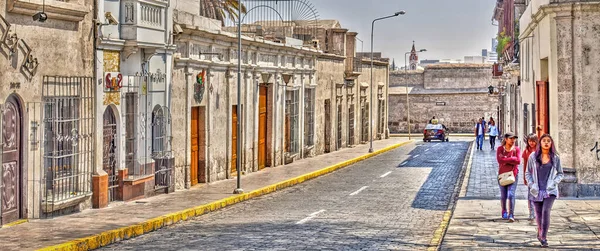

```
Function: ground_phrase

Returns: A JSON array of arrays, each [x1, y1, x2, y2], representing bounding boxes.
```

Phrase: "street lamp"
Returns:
[[404, 48, 426, 140], [234, 0, 244, 194], [369, 11, 405, 153]]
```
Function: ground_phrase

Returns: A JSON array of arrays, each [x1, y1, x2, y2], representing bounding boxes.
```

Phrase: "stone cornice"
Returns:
[[520, 2, 600, 39], [175, 57, 316, 75], [7, 0, 89, 22]]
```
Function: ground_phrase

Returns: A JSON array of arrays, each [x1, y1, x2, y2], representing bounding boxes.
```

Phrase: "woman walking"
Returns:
[[496, 133, 520, 222], [488, 121, 499, 150], [526, 134, 564, 248], [522, 133, 538, 221]]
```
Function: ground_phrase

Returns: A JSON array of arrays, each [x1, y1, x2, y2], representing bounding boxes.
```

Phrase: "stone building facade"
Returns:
[[169, 6, 389, 189], [388, 64, 499, 134], [518, 0, 600, 196], [0, 0, 94, 224], [92, 0, 176, 208]]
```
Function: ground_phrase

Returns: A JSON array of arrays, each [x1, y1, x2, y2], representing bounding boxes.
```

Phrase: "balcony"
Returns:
[[120, 0, 168, 45], [345, 57, 362, 79]]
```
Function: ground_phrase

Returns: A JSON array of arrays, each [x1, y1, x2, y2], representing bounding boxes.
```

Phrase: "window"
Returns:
[[304, 88, 315, 147], [42, 76, 94, 203], [285, 90, 299, 154], [337, 103, 342, 149], [378, 99, 385, 137], [361, 102, 369, 143], [348, 104, 355, 146], [152, 105, 166, 156]]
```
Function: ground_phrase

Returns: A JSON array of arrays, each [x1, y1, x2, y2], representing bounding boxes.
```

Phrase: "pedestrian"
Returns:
[[488, 121, 499, 150], [429, 116, 436, 123], [474, 118, 485, 150], [522, 133, 538, 221], [496, 132, 520, 222], [525, 134, 564, 248]]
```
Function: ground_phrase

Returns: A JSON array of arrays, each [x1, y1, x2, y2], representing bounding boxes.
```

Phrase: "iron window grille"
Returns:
[[42, 76, 94, 204], [304, 88, 315, 147], [361, 102, 369, 143], [337, 103, 342, 149], [348, 104, 355, 146], [285, 90, 299, 154], [378, 99, 385, 137]]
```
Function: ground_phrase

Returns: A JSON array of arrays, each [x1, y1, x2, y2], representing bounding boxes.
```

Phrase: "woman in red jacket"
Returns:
[[496, 132, 521, 222]]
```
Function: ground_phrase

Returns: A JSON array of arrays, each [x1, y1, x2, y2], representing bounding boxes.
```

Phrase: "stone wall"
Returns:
[[389, 93, 499, 134], [314, 56, 344, 155], [389, 65, 499, 134], [424, 64, 493, 89]]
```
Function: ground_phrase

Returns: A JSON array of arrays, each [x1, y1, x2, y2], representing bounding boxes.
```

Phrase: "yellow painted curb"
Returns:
[[1, 219, 28, 228], [38, 140, 413, 251]]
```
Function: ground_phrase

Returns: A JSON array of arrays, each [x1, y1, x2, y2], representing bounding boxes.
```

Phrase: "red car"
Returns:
[[423, 123, 449, 142]]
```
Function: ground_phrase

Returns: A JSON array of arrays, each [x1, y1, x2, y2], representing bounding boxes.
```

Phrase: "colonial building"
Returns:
[[170, 6, 389, 189], [0, 0, 94, 224], [518, 0, 600, 196], [93, 0, 176, 207], [388, 64, 499, 134]]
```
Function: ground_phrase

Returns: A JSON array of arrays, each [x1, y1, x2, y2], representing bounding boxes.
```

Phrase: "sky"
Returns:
[[308, 0, 498, 64]]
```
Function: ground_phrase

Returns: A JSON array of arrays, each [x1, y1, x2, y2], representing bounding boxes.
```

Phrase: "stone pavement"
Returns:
[[105, 140, 471, 250], [0, 138, 408, 251], [442, 139, 600, 250]]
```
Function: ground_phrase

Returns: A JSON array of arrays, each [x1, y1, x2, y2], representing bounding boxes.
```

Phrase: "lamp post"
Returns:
[[404, 48, 426, 140], [370, 11, 405, 153], [356, 37, 364, 53], [234, 0, 244, 194]]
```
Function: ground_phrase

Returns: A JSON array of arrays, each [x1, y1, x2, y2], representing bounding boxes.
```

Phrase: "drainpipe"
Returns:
[[570, 6, 577, 174]]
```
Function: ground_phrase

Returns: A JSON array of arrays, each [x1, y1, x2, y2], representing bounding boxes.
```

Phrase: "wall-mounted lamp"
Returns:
[[261, 72, 272, 84], [282, 73, 293, 86]]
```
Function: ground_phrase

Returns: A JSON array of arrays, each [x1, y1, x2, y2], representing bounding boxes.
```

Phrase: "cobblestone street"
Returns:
[[442, 139, 600, 250], [104, 141, 470, 250]]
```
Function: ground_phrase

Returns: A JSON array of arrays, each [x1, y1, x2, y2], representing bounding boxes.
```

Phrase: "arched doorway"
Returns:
[[1, 95, 24, 224], [103, 107, 118, 202]]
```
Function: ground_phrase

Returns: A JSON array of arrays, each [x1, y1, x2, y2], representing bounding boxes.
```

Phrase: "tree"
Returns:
[[200, 0, 247, 26]]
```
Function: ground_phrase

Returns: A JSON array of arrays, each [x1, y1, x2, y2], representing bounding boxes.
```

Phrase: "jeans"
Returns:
[[476, 135, 484, 150], [533, 195, 556, 240], [489, 136, 497, 149], [499, 173, 518, 215]]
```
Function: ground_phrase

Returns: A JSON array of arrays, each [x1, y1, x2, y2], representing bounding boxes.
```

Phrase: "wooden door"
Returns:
[[231, 106, 238, 174], [1, 97, 22, 224], [191, 107, 199, 186], [536, 81, 549, 135], [324, 99, 331, 153], [191, 107, 207, 186], [258, 87, 267, 170]]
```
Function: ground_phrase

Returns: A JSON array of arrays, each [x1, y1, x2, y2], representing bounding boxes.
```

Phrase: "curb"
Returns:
[[1, 219, 28, 229], [427, 141, 475, 251], [39, 140, 413, 251]]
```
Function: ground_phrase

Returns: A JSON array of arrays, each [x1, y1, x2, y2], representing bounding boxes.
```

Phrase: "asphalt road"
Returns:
[[104, 140, 471, 250]]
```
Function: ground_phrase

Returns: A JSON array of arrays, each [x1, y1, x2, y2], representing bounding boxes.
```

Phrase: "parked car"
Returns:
[[423, 123, 449, 142]]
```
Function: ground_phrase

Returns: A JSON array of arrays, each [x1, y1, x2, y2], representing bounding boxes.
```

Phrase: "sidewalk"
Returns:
[[0, 138, 410, 251], [441, 139, 600, 250]]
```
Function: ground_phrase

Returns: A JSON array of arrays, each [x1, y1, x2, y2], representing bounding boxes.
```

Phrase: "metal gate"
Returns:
[[324, 99, 331, 153], [361, 102, 369, 143], [121, 73, 173, 190], [337, 103, 342, 149], [102, 108, 118, 202], [348, 104, 354, 146]]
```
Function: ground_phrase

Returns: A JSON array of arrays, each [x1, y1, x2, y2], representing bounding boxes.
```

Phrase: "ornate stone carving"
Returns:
[[1, 162, 17, 212], [2, 102, 17, 150]]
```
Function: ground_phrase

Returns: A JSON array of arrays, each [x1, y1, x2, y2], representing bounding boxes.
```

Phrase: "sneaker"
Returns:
[[502, 211, 508, 219], [508, 214, 515, 222], [541, 239, 548, 248]]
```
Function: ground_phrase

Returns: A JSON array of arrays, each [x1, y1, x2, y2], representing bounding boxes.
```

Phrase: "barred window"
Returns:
[[42, 76, 94, 203], [152, 105, 166, 156], [348, 104, 355, 146], [285, 90, 299, 154], [124, 92, 138, 175], [361, 102, 369, 143], [304, 88, 315, 147]]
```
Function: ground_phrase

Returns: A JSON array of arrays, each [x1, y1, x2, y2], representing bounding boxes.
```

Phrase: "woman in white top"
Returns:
[[488, 121, 499, 150]]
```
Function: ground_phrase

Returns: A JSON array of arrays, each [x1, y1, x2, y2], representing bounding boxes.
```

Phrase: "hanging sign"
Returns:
[[194, 69, 206, 103]]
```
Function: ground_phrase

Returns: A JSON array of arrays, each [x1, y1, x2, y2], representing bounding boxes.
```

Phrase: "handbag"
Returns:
[[498, 171, 515, 186]]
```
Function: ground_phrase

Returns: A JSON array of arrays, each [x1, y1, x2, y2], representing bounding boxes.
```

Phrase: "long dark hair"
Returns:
[[535, 134, 557, 166], [525, 133, 538, 151]]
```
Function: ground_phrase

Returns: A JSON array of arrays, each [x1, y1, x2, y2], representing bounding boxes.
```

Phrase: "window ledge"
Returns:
[[8, 0, 89, 22], [124, 174, 155, 185], [304, 145, 314, 151], [41, 193, 91, 213]]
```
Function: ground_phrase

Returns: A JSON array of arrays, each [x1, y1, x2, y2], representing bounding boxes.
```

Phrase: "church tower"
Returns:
[[409, 41, 418, 70]]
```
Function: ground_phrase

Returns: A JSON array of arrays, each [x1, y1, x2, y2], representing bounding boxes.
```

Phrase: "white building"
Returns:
[[93, 0, 176, 207]]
